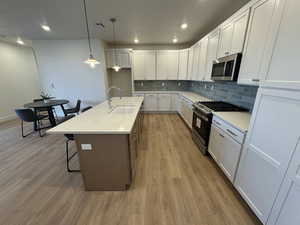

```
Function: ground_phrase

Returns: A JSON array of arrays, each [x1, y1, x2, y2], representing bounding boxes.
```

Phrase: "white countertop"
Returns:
[[47, 97, 144, 135], [212, 111, 252, 133]]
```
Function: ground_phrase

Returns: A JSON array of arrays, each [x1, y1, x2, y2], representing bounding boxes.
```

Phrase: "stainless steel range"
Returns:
[[192, 101, 247, 155]]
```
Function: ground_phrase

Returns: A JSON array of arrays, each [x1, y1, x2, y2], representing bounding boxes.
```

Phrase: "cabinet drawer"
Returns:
[[212, 116, 245, 144]]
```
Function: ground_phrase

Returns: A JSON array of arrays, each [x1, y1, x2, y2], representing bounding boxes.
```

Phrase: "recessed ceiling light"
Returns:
[[181, 23, 188, 29], [41, 25, 51, 32], [134, 38, 139, 43], [17, 38, 24, 45], [173, 37, 178, 43]]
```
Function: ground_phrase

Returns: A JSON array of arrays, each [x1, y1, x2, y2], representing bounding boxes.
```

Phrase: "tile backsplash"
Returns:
[[134, 80, 258, 111]]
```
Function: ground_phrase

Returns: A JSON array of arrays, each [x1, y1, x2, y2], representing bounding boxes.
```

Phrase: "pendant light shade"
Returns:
[[83, 0, 99, 68], [110, 18, 121, 72]]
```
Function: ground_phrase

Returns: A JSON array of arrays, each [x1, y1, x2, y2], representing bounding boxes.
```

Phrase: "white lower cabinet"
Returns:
[[144, 94, 157, 111], [209, 120, 244, 183], [179, 97, 193, 128], [235, 87, 300, 224], [157, 94, 172, 111]]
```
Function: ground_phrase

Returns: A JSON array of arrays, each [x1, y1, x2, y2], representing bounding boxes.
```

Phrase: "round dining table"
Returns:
[[24, 99, 69, 129]]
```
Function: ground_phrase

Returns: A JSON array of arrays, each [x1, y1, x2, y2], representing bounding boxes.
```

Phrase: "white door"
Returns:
[[191, 42, 201, 80], [265, 0, 300, 89], [218, 23, 234, 58], [132, 51, 145, 80], [231, 10, 250, 54], [144, 94, 157, 111], [238, 0, 277, 85], [267, 139, 300, 225], [198, 36, 209, 81], [187, 47, 194, 80], [158, 94, 172, 111], [205, 29, 220, 81], [167, 51, 179, 80], [178, 49, 189, 80], [235, 87, 300, 224], [156, 51, 169, 80], [144, 51, 156, 80]]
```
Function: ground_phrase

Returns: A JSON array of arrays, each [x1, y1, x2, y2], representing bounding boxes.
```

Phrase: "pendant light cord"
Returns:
[[83, 0, 92, 55]]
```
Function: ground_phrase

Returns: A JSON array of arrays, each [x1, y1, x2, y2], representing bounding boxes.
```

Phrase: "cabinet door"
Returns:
[[158, 94, 172, 111], [187, 47, 194, 80], [198, 36, 209, 81], [205, 29, 220, 80], [178, 49, 189, 80], [238, 0, 277, 85], [235, 87, 300, 224], [144, 94, 157, 111], [208, 125, 222, 162], [267, 139, 300, 225], [105, 50, 114, 68], [167, 51, 179, 80], [231, 10, 249, 54], [118, 51, 131, 68], [144, 51, 156, 80], [171, 94, 180, 111], [218, 23, 234, 58], [132, 51, 145, 80], [265, 0, 300, 89], [191, 43, 201, 80], [156, 51, 169, 80]]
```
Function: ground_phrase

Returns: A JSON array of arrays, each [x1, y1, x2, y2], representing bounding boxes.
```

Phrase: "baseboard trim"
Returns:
[[0, 114, 17, 124]]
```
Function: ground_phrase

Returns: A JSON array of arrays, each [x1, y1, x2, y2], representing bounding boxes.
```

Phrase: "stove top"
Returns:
[[193, 101, 248, 114]]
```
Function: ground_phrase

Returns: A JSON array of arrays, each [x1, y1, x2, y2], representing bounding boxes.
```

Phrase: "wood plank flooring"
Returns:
[[0, 114, 262, 225]]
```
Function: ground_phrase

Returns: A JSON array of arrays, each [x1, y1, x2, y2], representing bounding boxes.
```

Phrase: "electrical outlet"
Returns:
[[205, 84, 207, 89], [162, 82, 165, 87], [178, 82, 181, 87], [141, 82, 143, 87], [81, 144, 92, 151], [211, 85, 214, 90]]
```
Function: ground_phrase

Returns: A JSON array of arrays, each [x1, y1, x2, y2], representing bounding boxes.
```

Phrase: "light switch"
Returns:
[[81, 144, 92, 151]]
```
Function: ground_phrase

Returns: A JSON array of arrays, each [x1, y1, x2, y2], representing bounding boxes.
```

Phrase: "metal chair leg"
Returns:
[[21, 120, 34, 138], [65, 139, 80, 172]]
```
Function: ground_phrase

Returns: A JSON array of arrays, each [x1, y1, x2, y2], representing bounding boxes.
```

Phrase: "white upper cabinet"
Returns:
[[132, 50, 156, 80], [264, 0, 300, 89], [187, 47, 194, 80], [218, 9, 249, 58], [156, 50, 179, 80], [235, 87, 300, 224], [205, 29, 220, 80], [106, 49, 132, 69], [198, 36, 209, 81], [238, 0, 278, 86], [178, 49, 189, 80], [191, 42, 201, 80]]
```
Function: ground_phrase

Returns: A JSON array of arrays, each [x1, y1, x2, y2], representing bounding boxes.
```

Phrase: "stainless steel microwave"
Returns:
[[211, 53, 242, 81]]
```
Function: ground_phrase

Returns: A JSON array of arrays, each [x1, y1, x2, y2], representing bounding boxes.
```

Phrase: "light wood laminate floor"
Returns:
[[0, 114, 261, 225]]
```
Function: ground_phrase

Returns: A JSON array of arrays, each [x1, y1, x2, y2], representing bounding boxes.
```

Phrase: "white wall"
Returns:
[[33, 39, 108, 115], [0, 41, 40, 123]]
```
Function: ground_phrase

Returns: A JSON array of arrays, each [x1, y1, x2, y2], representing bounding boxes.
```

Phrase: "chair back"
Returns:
[[76, 100, 81, 111], [15, 109, 37, 122], [81, 106, 92, 113]]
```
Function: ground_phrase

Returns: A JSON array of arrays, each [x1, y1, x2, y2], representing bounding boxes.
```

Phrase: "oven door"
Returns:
[[192, 110, 212, 154]]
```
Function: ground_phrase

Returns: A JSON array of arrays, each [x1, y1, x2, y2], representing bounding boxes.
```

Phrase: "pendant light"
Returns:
[[83, 0, 99, 68], [110, 18, 121, 72]]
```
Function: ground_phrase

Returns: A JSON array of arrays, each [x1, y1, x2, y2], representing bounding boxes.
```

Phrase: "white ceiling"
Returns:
[[0, 0, 250, 45]]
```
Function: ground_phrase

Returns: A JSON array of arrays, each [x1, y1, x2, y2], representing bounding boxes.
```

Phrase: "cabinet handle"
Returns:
[[226, 129, 237, 137], [219, 133, 225, 138], [252, 78, 260, 82]]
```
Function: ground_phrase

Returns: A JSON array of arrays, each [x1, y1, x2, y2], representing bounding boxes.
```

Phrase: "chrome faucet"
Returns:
[[106, 86, 122, 109]]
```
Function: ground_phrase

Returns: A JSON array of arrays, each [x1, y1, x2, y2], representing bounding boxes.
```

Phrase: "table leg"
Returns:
[[60, 104, 67, 116], [47, 107, 57, 127], [33, 108, 38, 131]]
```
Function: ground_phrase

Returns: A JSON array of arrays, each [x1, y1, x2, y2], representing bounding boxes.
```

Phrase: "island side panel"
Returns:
[[74, 134, 131, 191]]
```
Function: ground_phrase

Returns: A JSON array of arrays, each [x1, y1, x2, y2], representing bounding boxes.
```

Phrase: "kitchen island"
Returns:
[[48, 96, 144, 191]]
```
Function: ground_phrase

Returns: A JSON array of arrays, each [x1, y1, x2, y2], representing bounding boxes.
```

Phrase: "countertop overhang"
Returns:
[[47, 97, 144, 135]]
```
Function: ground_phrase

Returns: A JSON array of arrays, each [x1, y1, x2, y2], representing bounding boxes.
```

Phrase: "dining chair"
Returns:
[[33, 98, 58, 120], [63, 100, 81, 116], [15, 109, 47, 137], [64, 106, 92, 172]]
